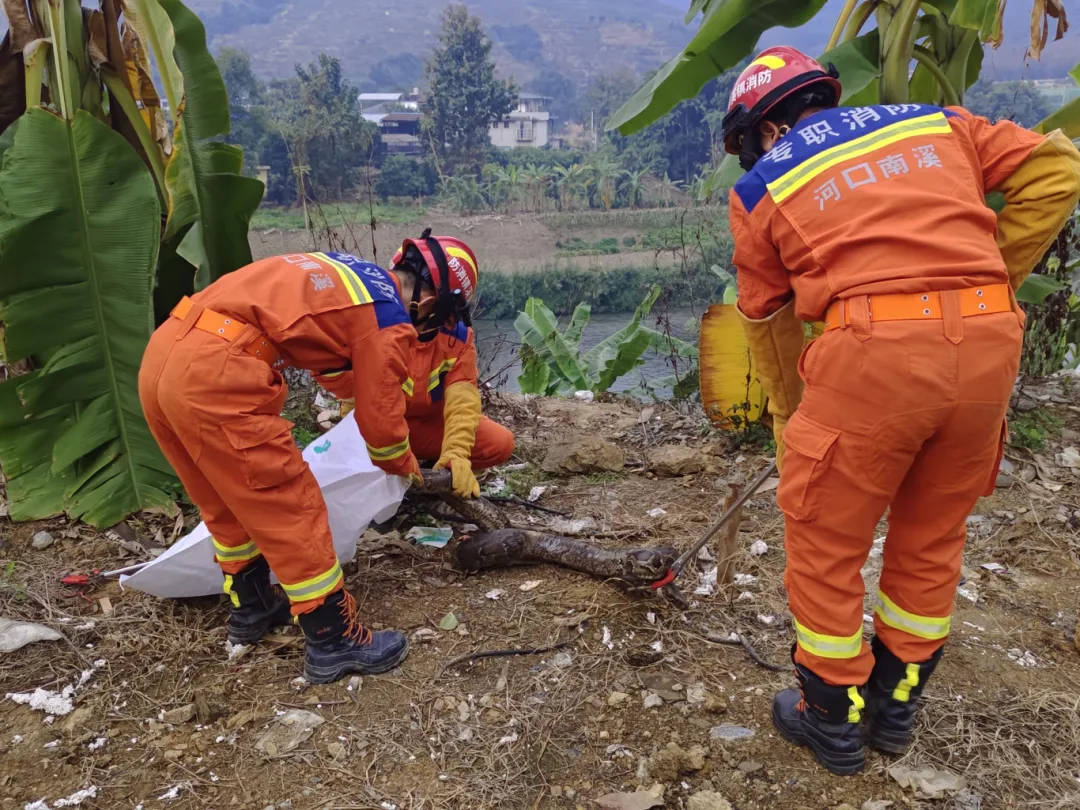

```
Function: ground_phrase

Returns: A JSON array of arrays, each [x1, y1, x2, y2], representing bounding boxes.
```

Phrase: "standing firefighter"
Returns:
[[722, 46, 1080, 774], [139, 250, 427, 684], [337, 230, 515, 495]]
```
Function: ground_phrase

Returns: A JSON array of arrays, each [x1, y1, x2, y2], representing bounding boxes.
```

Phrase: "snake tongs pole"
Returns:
[[650, 459, 779, 600]]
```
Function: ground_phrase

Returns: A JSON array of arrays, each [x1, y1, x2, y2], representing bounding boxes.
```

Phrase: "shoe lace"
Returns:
[[337, 590, 373, 646]]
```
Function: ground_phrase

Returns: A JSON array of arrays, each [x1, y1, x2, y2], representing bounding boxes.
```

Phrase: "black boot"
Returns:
[[866, 636, 942, 754], [772, 661, 866, 775], [224, 556, 292, 644], [298, 589, 409, 683]]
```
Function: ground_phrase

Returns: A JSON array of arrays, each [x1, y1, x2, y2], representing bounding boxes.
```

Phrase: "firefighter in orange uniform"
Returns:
[[139, 251, 425, 683], [721, 47, 1080, 773], [336, 231, 515, 496]]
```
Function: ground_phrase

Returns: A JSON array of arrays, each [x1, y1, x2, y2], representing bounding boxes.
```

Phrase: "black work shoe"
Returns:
[[772, 663, 866, 776], [224, 556, 292, 645], [298, 589, 409, 683], [866, 636, 942, 754]]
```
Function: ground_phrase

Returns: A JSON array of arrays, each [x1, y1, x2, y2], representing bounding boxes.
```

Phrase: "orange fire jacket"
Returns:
[[192, 251, 419, 476], [730, 104, 1047, 321], [403, 322, 480, 421]]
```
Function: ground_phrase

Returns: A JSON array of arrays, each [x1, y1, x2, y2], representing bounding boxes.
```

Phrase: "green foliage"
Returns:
[[424, 4, 517, 173], [965, 79, 1055, 128], [250, 201, 423, 230], [0, 109, 175, 525], [376, 156, 438, 200], [1020, 213, 1079, 377], [1008, 407, 1063, 451], [513, 285, 698, 395], [0, 0, 258, 527]]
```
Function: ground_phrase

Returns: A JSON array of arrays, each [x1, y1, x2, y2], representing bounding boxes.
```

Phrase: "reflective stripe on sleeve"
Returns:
[[366, 437, 410, 461], [427, 358, 457, 391], [402, 377, 415, 396]]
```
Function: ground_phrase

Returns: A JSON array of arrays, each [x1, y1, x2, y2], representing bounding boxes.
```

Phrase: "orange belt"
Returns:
[[170, 296, 280, 366], [824, 284, 1012, 332]]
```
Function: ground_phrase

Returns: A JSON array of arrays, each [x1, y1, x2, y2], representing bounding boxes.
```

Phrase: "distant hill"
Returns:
[[186, 0, 1075, 90], [183, 0, 689, 88]]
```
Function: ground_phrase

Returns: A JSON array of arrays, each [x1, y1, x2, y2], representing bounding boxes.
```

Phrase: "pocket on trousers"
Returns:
[[777, 411, 840, 522], [221, 415, 306, 490], [983, 419, 1007, 496]]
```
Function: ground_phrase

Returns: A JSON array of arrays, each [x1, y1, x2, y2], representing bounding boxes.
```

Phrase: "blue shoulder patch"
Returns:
[[325, 252, 411, 330], [440, 322, 469, 343], [751, 103, 947, 186], [733, 169, 769, 213]]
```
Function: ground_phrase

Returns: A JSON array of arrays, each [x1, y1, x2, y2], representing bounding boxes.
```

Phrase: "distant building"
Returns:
[[359, 89, 420, 124], [490, 93, 552, 149], [378, 112, 423, 156]]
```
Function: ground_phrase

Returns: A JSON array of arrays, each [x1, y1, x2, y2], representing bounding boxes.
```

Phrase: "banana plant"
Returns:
[[0, 0, 261, 526], [515, 286, 698, 395], [609, 1, 1077, 137]]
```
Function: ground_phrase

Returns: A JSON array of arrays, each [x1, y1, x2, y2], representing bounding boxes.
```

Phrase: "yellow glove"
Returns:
[[738, 300, 805, 470], [339, 398, 356, 418], [995, 130, 1080, 291], [434, 382, 482, 498]]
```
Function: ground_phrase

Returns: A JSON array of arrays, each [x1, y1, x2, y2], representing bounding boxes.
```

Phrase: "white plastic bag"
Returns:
[[120, 418, 409, 598]]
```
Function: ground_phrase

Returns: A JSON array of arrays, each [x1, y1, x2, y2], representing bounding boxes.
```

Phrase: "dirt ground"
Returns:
[[1, 381, 1079, 810], [248, 208, 696, 274]]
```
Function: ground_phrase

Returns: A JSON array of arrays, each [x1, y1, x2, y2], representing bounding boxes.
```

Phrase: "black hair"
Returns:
[[738, 81, 838, 171]]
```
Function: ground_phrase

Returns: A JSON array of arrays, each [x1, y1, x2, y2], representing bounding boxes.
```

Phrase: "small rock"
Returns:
[[709, 724, 754, 741], [607, 691, 630, 707], [31, 531, 56, 550], [704, 694, 728, 714], [254, 709, 324, 758], [326, 742, 346, 761], [541, 436, 625, 474], [161, 704, 196, 725], [685, 683, 706, 705], [650, 444, 705, 477], [953, 789, 983, 810], [438, 612, 458, 631], [737, 759, 763, 775], [887, 763, 966, 798], [551, 651, 573, 668], [688, 790, 733, 810], [346, 676, 363, 692], [594, 791, 663, 810], [862, 801, 894, 810], [642, 692, 663, 709], [646, 741, 706, 782]]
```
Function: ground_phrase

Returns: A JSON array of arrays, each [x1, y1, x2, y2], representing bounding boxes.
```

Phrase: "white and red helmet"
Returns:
[[392, 230, 478, 305], [722, 46, 842, 155]]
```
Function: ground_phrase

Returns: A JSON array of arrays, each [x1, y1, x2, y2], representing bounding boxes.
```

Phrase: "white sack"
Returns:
[[120, 417, 408, 598]]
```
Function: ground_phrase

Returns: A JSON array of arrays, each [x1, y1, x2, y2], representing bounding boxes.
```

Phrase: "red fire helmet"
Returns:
[[722, 46, 842, 155], [391, 233, 478, 303]]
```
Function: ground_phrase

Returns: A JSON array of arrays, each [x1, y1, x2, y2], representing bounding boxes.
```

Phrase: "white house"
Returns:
[[489, 93, 552, 149]]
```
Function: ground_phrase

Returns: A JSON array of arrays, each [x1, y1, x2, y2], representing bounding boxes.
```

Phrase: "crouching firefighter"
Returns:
[[139, 251, 428, 683], [337, 230, 515, 497], [722, 47, 1080, 774]]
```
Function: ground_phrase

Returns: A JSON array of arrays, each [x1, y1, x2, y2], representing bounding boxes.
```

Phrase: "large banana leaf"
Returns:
[[1034, 62, 1080, 138], [0, 108, 176, 525], [128, 0, 262, 294], [514, 298, 591, 392], [581, 285, 662, 390], [609, 0, 829, 135]]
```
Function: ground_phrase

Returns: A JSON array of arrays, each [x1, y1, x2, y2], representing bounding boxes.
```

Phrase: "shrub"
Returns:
[[376, 156, 438, 200]]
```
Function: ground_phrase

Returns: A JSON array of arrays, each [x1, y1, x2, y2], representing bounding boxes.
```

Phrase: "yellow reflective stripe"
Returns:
[[212, 537, 260, 563], [280, 562, 343, 603], [875, 591, 951, 641], [427, 358, 457, 391], [892, 662, 921, 703], [847, 686, 865, 723], [402, 377, 415, 396], [222, 575, 241, 608], [321, 370, 346, 380], [366, 436, 410, 461], [310, 252, 373, 305], [767, 112, 953, 203], [793, 618, 863, 659]]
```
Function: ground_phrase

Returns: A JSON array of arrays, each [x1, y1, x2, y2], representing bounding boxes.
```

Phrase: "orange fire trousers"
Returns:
[[406, 413, 515, 470], [138, 311, 341, 615], [778, 299, 1023, 685]]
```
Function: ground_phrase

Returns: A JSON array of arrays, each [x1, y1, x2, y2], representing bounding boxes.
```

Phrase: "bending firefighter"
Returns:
[[337, 230, 514, 496], [722, 47, 1080, 773], [139, 250, 436, 684]]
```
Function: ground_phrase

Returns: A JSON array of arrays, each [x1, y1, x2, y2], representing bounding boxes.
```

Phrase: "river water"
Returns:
[[473, 307, 702, 397]]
